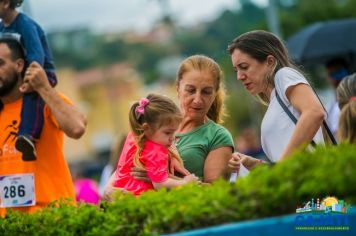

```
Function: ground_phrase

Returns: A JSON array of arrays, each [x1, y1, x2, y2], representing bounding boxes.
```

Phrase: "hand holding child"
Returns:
[[20, 62, 51, 93]]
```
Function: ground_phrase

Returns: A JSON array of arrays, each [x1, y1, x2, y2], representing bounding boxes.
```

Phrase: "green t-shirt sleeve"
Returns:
[[209, 126, 235, 152]]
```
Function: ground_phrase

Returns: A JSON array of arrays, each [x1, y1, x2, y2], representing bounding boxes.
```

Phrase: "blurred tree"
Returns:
[[95, 37, 127, 65], [279, 0, 353, 38]]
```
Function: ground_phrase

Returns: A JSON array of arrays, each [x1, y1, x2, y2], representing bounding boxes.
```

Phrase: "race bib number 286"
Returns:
[[0, 174, 35, 208]]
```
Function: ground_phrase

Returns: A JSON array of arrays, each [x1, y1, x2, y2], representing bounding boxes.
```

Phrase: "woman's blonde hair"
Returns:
[[336, 73, 356, 143], [176, 55, 226, 123], [128, 93, 184, 170]]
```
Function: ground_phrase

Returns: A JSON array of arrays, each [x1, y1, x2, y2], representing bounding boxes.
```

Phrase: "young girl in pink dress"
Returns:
[[113, 94, 199, 196]]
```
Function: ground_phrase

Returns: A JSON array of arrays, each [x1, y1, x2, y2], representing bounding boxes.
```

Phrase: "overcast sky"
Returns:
[[26, 0, 267, 33]]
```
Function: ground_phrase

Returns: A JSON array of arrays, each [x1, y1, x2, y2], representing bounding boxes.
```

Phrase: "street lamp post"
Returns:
[[266, 0, 282, 38]]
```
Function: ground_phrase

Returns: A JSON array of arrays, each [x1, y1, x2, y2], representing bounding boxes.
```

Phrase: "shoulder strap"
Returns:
[[275, 89, 337, 146], [274, 89, 337, 146], [275, 90, 316, 147], [310, 87, 338, 145], [321, 121, 338, 145]]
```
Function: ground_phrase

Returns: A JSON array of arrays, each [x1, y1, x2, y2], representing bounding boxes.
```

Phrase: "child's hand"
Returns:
[[102, 185, 129, 202], [20, 62, 50, 93], [169, 157, 190, 176], [182, 174, 199, 184], [19, 80, 35, 93]]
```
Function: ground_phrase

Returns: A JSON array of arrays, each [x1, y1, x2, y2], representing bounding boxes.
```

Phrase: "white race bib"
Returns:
[[0, 173, 35, 208]]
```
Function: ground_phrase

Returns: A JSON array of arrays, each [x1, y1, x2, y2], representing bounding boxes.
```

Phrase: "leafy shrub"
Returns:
[[1, 144, 355, 235]]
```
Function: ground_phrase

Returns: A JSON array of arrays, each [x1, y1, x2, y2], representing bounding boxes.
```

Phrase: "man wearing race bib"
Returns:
[[0, 35, 87, 216]]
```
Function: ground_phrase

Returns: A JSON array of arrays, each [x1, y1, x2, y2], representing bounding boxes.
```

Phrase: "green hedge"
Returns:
[[1, 143, 355, 236]]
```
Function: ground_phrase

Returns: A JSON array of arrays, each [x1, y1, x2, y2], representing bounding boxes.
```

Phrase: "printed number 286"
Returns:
[[4, 185, 25, 198]]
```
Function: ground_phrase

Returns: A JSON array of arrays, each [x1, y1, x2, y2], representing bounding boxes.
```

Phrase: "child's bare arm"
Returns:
[[152, 174, 199, 190]]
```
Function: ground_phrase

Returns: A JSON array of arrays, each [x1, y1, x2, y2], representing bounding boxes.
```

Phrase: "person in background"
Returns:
[[324, 58, 350, 139], [72, 165, 100, 205], [336, 73, 356, 143], [227, 30, 326, 172], [0, 0, 58, 161], [0, 36, 86, 216], [113, 94, 199, 196], [234, 127, 267, 162]]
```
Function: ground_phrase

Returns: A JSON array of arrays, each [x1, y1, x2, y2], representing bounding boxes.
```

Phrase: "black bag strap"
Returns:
[[309, 87, 338, 145], [275, 89, 337, 146]]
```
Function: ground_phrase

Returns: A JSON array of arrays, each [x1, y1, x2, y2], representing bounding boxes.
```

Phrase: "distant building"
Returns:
[[74, 63, 143, 154], [55, 62, 143, 163], [121, 22, 175, 44]]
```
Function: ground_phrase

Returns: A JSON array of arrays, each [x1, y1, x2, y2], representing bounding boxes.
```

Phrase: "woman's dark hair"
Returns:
[[227, 30, 300, 103]]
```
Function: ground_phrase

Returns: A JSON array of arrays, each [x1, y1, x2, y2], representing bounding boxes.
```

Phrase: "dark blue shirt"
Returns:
[[0, 13, 56, 76]]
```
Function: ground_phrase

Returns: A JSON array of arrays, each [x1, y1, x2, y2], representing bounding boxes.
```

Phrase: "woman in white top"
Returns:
[[227, 30, 325, 170]]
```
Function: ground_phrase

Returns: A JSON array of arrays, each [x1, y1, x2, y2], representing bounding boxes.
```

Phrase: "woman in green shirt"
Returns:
[[103, 55, 234, 199], [175, 55, 234, 182]]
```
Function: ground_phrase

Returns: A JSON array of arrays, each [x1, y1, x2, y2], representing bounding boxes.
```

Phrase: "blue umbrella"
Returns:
[[286, 18, 356, 70]]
